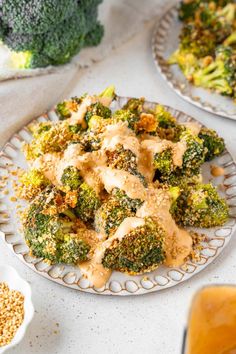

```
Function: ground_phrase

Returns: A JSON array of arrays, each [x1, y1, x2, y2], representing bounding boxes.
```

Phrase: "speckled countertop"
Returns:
[[1, 1, 236, 354]]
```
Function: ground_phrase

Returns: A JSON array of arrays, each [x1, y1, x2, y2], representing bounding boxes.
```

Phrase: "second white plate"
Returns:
[[152, 3, 236, 120]]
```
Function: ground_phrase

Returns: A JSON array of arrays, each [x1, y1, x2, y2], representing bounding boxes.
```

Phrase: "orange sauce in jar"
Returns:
[[186, 286, 236, 354]]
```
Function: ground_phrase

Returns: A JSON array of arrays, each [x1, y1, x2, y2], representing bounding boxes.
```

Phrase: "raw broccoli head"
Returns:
[[85, 102, 112, 123], [193, 46, 236, 96], [23, 188, 90, 264], [102, 217, 166, 274], [75, 182, 101, 222], [0, 0, 78, 34], [1, 1, 104, 69], [171, 183, 229, 227], [61, 166, 82, 190], [199, 127, 225, 161]]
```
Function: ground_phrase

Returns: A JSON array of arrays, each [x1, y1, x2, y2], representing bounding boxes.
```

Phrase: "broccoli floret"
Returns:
[[18, 168, 50, 200], [168, 49, 200, 79], [1, 1, 104, 69], [85, 102, 112, 123], [84, 22, 104, 47], [192, 46, 236, 96], [122, 98, 145, 114], [24, 121, 78, 160], [56, 97, 82, 120], [102, 217, 166, 274], [95, 196, 134, 236], [171, 183, 229, 227], [181, 130, 206, 175], [105, 143, 146, 184], [75, 182, 101, 222], [154, 149, 175, 176], [61, 166, 82, 190], [23, 188, 90, 264], [59, 233, 90, 263], [111, 188, 143, 212], [199, 127, 225, 161], [154, 105, 185, 142], [113, 109, 140, 132], [0, 0, 78, 34], [179, 0, 232, 22]]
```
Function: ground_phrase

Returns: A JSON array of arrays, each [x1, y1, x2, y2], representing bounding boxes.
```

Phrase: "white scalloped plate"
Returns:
[[152, 4, 236, 121], [0, 96, 236, 295]]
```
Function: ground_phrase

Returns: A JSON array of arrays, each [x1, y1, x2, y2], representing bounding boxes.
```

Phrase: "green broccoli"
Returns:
[[105, 143, 146, 185], [24, 121, 77, 160], [18, 168, 51, 200], [154, 149, 175, 177], [199, 127, 225, 161], [122, 98, 145, 114], [56, 97, 82, 120], [85, 102, 112, 123], [95, 196, 134, 236], [0, 0, 104, 69], [112, 109, 140, 132], [181, 129, 206, 176], [75, 182, 101, 222], [61, 166, 82, 190], [23, 188, 90, 264], [102, 217, 166, 274], [192, 46, 236, 96], [171, 183, 229, 227]]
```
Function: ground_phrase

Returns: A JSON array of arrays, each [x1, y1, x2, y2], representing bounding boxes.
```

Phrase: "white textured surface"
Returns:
[[1, 1, 236, 353]]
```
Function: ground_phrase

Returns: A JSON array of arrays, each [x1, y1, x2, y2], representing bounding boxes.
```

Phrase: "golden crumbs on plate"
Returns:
[[0, 282, 24, 347]]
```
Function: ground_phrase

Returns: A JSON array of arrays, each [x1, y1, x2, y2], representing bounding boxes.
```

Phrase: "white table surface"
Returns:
[[1, 5, 236, 354]]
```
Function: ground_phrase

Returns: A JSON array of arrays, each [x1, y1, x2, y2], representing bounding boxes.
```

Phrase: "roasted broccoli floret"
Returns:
[[75, 182, 101, 222], [171, 183, 229, 227], [122, 98, 145, 114], [154, 105, 185, 142], [199, 127, 225, 161], [56, 97, 82, 120], [105, 144, 146, 184], [102, 217, 166, 274], [61, 166, 82, 190], [95, 197, 134, 236], [192, 46, 236, 96], [95, 188, 142, 236], [18, 168, 50, 200], [113, 109, 140, 132], [0, 0, 104, 69], [23, 188, 90, 264], [85, 102, 112, 123], [154, 149, 175, 176], [24, 121, 76, 159], [181, 129, 206, 175], [179, 0, 233, 22]]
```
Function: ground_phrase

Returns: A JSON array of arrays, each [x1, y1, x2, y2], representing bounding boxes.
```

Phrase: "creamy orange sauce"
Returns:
[[182, 121, 201, 136], [136, 186, 192, 267], [141, 139, 187, 168], [99, 167, 147, 200], [102, 122, 140, 157], [186, 286, 236, 354], [79, 217, 145, 288]]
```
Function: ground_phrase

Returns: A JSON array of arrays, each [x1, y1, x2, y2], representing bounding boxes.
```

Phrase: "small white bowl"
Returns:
[[0, 265, 34, 353]]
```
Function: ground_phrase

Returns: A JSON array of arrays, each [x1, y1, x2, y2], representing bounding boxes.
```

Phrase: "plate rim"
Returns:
[[152, 3, 236, 121], [0, 96, 236, 296]]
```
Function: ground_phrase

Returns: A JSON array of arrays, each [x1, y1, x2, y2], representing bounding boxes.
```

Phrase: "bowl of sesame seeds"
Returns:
[[0, 265, 34, 353]]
